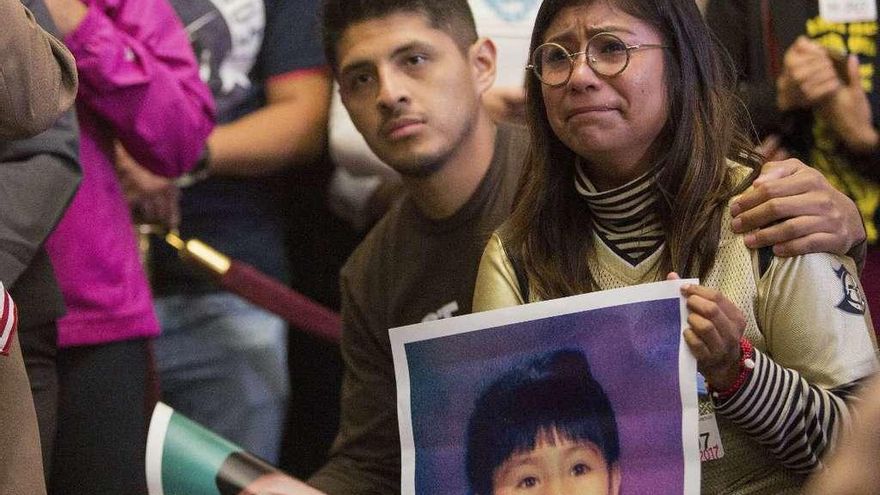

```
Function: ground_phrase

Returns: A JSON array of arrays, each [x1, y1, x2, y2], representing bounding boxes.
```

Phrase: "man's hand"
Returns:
[[114, 142, 181, 230], [730, 159, 865, 257], [776, 37, 843, 111], [818, 53, 879, 153]]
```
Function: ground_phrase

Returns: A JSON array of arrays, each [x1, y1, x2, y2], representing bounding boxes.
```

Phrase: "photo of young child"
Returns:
[[390, 281, 699, 495], [466, 349, 621, 495]]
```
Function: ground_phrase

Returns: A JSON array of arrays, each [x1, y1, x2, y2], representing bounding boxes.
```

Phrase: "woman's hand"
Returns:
[[668, 273, 746, 391]]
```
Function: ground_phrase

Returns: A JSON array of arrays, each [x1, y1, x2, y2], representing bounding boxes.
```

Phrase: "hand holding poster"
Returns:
[[146, 402, 324, 495], [390, 280, 700, 494]]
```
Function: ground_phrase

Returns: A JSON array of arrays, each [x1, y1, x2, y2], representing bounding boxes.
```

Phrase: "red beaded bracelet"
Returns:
[[710, 338, 756, 400]]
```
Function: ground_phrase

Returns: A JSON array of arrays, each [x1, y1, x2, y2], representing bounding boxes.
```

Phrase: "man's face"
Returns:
[[335, 13, 484, 177]]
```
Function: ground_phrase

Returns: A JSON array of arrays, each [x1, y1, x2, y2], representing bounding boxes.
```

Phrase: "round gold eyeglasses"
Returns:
[[527, 32, 669, 86]]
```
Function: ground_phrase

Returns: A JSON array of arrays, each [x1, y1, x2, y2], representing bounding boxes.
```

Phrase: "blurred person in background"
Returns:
[[39, 0, 214, 491], [9, 0, 82, 487], [0, 1, 77, 493], [115, 0, 332, 471], [706, 0, 880, 323]]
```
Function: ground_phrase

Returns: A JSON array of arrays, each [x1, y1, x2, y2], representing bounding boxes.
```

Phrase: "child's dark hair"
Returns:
[[321, 0, 478, 72], [466, 349, 620, 495]]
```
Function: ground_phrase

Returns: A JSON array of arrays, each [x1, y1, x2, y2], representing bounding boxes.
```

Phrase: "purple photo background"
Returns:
[[404, 298, 684, 494]]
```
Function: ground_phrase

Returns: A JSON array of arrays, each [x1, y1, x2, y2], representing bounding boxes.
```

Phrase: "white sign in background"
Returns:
[[819, 0, 878, 23]]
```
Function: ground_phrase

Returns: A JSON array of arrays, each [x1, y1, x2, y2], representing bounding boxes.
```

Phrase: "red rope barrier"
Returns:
[[160, 231, 342, 344], [219, 261, 342, 343]]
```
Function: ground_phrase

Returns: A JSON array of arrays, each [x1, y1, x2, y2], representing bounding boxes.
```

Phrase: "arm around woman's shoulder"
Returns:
[[472, 232, 527, 313], [715, 251, 879, 472]]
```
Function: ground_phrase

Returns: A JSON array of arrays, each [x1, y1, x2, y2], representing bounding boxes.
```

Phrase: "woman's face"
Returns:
[[491, 431, 621, 495], [539, 1, 669, 190]]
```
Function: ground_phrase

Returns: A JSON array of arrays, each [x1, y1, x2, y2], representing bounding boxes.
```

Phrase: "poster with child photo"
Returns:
[[390, 280, 700, 495]]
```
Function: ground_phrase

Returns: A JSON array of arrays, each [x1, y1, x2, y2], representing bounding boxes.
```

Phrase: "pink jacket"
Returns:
[[46, 0, 214, 347]]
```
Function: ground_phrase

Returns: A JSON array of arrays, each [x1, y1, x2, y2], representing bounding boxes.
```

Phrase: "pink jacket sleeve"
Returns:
[[64, 0, 215, 177]]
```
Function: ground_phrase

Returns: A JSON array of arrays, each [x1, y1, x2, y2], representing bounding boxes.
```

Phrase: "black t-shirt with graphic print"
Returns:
[[151, 0, 325, 295]]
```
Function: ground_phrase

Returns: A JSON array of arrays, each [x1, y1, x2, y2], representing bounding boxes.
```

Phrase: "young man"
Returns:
[[309, 3, 524, 493], [310, 1, 870, 493]]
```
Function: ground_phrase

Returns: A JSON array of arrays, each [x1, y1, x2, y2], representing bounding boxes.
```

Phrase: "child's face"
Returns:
[[491, 431, 620, 495]]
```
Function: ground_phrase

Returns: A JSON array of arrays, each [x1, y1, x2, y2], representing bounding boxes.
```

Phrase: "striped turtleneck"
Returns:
[[574, 160, 663, 266]]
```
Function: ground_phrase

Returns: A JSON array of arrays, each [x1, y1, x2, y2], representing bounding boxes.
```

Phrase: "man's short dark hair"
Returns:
[[321, 0, 479, 72], [465, 349, 621, 495]]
